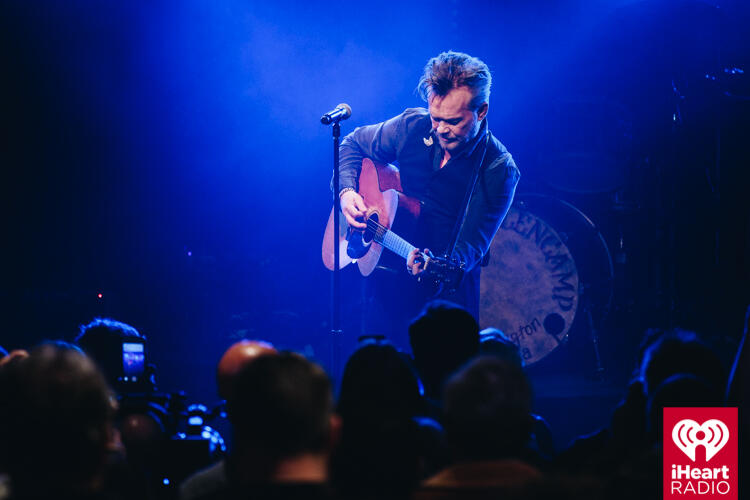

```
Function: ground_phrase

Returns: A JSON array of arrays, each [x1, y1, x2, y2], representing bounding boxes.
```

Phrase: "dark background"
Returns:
[[2, 0, 748, 447]]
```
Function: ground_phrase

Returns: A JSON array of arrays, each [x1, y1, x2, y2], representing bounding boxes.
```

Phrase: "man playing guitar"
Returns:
[[335, 51, 520, 349]]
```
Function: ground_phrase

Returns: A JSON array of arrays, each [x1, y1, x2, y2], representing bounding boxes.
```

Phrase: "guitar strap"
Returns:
[[442, 127, 490, 264]]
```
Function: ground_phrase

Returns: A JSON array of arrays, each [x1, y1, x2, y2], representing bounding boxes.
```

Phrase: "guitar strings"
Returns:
[[366, 217, 415, 258], [366, 217, 388, 240], [364, 216, 452, 289]]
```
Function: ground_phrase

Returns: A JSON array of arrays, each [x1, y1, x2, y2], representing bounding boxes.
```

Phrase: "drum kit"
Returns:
[[480, 193, 614, 369], [479, 98, 628, 370]]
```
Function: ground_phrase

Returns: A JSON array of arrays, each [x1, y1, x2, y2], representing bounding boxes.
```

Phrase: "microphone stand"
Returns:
[[322, 103, 350, 384], [330, 121, 343, 383]]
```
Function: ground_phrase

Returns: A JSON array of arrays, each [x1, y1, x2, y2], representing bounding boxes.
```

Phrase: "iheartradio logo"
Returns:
[[672, 419, 729, 462], [664, 408, 738, 500]]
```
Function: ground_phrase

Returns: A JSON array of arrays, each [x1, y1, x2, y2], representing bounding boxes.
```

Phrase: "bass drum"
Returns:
[[480, 194, 614, 365]]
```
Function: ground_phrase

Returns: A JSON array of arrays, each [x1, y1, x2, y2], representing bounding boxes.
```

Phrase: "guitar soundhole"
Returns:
[[346, 212, 379, 260], [362, 213, 379, 244]]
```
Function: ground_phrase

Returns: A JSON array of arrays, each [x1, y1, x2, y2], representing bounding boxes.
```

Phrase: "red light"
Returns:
[[97, 293, 103, 299]]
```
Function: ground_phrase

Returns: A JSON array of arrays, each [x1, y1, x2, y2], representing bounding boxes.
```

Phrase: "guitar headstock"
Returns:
[[420, 255, 465, 293]]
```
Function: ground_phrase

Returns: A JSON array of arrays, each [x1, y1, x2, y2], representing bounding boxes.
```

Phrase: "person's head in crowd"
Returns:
[[478, 330, 556, 459], [337, 339, 422, 422], [639, 328, 727, 397], [75, 317, 148, 392], [0, 344, 117, 497], [180, 340, 277, 498], [217, 339, 276, 403], [479, 327, 524, 367], [333, 340, 427, 500], [229, 352, 339, 482], [41, 339, 85, 353], [443, 356, 533, 461], [0, 342, 77, 372], [409, 300, 479, 399], [647, 373, 724, 443]]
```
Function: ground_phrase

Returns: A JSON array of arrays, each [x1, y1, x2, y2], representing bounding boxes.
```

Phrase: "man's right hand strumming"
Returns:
[[340, 189, 368, 229]]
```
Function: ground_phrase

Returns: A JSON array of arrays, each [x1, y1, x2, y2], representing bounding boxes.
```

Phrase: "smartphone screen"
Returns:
[[122, 342, 145, 381]]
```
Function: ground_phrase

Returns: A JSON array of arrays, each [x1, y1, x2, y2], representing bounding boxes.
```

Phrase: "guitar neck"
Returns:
[[365, 217, 462, 291], [372, 227, 416, 261]]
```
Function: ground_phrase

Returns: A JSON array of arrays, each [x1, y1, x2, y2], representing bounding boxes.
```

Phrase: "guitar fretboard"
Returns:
[[377, 230, 416, 260], [363, 215, 461, 289], [367, 220, 415, 260]]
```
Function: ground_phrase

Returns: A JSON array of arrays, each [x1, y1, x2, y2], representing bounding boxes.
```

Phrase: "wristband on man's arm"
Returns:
[[339, 187, 356, 198]]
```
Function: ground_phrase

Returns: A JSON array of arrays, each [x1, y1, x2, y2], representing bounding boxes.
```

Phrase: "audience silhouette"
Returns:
[[333, 340, 442, 500], [192, 352, 339, 500], [1, 303, 744, 500], [409, 300, 479, 403], [415, 356, 541, 500], [180, 340, 277, 500], [1, 344, 118, 499]]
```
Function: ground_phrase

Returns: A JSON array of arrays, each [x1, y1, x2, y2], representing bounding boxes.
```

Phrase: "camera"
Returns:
[[76, 318, 226, 498]]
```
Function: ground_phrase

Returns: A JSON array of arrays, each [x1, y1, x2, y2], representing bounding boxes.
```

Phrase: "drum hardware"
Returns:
[[582, 285, 605, 380]]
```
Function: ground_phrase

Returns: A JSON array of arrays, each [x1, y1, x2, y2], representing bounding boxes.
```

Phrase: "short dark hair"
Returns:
[[337, 341, 422, 421], [76, 317, 143, 344], [75, 317, 144, 362], [418, 51, 492, 110], [647, 373, 724, 442], [230, 352, 333, 460], [75, 317, 145, 390], [443, 357, 532, 460], [409, 300, 479, 398], [479, 327, 524, 368], [0, 345, 115, 495], [640, 329, 727, 397]]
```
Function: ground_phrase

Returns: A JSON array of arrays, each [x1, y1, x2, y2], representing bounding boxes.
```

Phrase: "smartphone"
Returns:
[[121, 341, 146, 383]]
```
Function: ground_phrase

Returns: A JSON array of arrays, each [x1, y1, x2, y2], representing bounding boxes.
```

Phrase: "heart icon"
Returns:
[[672, 419, 729, 462]]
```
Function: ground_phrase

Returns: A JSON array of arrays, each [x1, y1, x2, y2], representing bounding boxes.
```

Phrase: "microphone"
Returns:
[[321, 103, 352, 125]]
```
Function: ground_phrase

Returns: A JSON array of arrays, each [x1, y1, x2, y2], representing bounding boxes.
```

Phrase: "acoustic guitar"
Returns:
[[322, 158, 464, 292]]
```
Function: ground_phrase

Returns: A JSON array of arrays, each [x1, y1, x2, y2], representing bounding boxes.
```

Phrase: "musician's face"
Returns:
[[428, 86, 488, 152]]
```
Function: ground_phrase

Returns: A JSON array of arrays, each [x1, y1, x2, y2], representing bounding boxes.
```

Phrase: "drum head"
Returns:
[[480, 195, 613, 365]]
